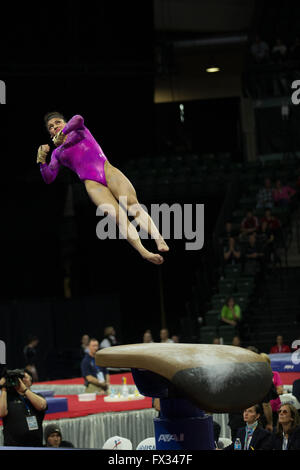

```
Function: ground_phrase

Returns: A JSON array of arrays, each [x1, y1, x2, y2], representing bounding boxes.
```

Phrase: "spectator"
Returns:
[[0, 369, 47, 447], [221, 221, 238, 244], [260, 208, 281, 233], [270, 335, 291, 354], [212, 337, 221, 345], [80, 338, 109, 395], [257, 221, 281, 266], [143, 331, 153, 343], [240, 209, 259, 239], [100, 326, 119, 349], [271, 38, 287, 63], [23, 336, 39, 382], [223, 237, 241, 265], [272, 179, 296, 207], [250, 35, 270, 63], [160, 328, 174, 343], [256, 178, 274, 209], [44, 423, 74, 448], [171, 335, 180, 343], [264, 404, 300, 449], [223, 404, 271, 450], [247, 345, 259, 354], [80, 334, 90, 358], [220, 297, 242, 328], [232, 336, 242, 347], [243, 232, 265, 274]]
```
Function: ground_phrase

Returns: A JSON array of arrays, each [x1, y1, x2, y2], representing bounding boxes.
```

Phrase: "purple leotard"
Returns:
[[40, 115, 108, 186]]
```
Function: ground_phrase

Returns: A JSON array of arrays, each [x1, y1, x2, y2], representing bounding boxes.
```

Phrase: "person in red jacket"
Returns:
[[270, 335, 291, 354]]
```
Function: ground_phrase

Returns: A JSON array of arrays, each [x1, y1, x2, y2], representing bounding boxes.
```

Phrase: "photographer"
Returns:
[[0, 369, 47, 447]]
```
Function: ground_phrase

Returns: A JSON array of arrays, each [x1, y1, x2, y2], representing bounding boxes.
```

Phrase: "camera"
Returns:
[[4, 369, 25, 389]]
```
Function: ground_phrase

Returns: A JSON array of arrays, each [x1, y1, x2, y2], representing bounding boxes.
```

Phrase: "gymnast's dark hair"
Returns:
[[44, 111, 66, 129]]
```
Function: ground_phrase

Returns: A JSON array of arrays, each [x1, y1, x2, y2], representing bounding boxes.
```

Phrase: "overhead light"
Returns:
[[206, 67, 220, 73]]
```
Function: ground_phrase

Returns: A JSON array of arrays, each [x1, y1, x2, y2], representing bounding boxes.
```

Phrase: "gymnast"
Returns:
[[37, 112, 169, 265]]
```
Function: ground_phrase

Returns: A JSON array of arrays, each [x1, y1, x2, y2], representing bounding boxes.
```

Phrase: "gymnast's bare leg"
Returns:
[[104, 161, 169, 253], [84, 178, 165, 265]]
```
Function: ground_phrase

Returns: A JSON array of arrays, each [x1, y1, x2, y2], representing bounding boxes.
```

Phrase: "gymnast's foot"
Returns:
[[156, 237, 169, 253], [141, 250, 164, 265]]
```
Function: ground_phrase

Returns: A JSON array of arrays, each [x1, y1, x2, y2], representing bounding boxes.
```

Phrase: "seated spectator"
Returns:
[[160, 328, 174, 343], [212, 337, 221, 345], [270, 335, 292, 354], [256, 178, 274, 209], [223, 237, 241, 265], [271, 38, 287, 63], [171, 335, 180, 343], [44, 423, 74, 448], [260, 208, 281, 233], [220, 221, 238, 245], [80, 338, 109, 395], [250, 35, 270, 63], [263, 404, 300, 450], [243, 232, 265, 275], [240, 209, 259, 239], [100, 326, 119, 349], [223, 404, 272, 450], [143, 330, 153, 343], [247, 345, 259, 354], [232, 336, 242, 347], [257, 221, 281, 265], [220, 297, 242, 327], [244, 232, 264, 263], [272, 179, 296, 206]]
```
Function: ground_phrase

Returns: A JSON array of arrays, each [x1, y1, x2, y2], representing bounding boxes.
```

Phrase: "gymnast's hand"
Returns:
[[52, 129, 66, 147], [37, 144, 50, 164]]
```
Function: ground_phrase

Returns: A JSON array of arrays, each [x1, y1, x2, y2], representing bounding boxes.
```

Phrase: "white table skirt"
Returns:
[[0, 409, 230, 448]]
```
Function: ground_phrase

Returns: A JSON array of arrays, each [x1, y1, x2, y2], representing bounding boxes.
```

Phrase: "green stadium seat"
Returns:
[[218, 325, 237, 344], [205, 310, 221, 327], [224, 265, 242, 279], [211, 294, 228, 310], [199, 326, 217, 344], [218, 279, 236, 295]]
